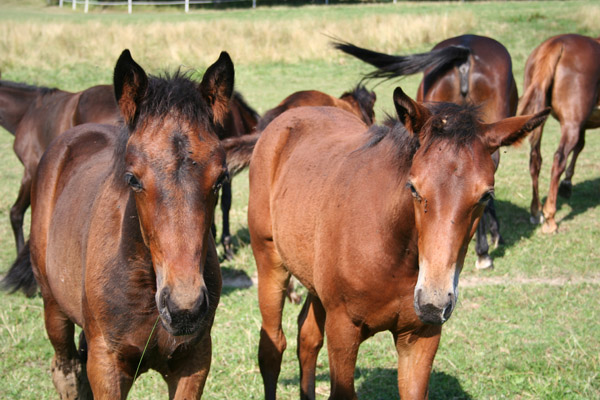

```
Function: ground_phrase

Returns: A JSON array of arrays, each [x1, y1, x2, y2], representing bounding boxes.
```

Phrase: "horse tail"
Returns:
[[223, 132, 260, 177], [332, 41, 471, 81], [517, 40, 562, 145], [1, 241, 37, 297]]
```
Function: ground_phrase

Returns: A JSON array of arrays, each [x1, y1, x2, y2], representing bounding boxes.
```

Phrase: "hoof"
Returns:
[[530, 213, 544, 225], [558, 180, 572, 199], [541, 220, 558, 234], [222, 236, 234, 261], [476, 255, 494, 270]]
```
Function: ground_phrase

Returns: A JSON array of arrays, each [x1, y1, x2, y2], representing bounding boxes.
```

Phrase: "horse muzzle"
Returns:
[[157, 285, 210, 336], [413, 287, 456, 325]]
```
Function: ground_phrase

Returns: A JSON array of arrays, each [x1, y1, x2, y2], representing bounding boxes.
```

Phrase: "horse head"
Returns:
[[394, 87, 549, 325], [113, 50, 233, 336]]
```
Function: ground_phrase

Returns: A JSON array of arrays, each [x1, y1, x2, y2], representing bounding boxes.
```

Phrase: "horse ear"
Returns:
[[481, 108, 550, 153], [113, 49, 148, 128], [393, 86, 430, 135], [200, 51, 235, 126]]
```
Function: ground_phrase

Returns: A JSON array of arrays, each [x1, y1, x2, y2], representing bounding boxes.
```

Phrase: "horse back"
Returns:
[[30, 123, 119, 325], [74, 84, 120, 126]]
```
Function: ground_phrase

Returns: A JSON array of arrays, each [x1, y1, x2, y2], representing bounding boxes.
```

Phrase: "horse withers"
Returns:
[[334, 34, 519, 270], [5, 50, 232, 399], [518, 34, 600, 233], [248, 88, 548, 399]]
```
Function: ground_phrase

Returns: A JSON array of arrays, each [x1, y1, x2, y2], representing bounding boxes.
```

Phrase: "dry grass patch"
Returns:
[[575, 5, 600, 33], [0, 12, 474, 71]]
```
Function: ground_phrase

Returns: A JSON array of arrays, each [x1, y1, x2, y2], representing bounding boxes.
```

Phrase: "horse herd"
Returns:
[[0, 32, 597, 399]]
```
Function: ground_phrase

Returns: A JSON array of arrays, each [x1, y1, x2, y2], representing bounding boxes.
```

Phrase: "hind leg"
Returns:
[[474, 217, 492, 270], [297, 294, 326, 400], [43, 297, 90, 399], [542, 122, 582, 233], [486, 198, 503, 248], [529, 125, 545, 224], [10, 173, 31, 254], [220, 180, 234, 260], [558, 132, 585, 199], [254, 238, 290, 400]]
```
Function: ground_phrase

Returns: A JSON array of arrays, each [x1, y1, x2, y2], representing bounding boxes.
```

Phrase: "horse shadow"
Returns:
[[554, 177, 600, 223]]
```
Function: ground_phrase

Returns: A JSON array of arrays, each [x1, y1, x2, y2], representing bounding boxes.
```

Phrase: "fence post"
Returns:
[[252, 0, 256, 8], [59, 0, 63, 7], [128, 0, 132, 14], [72, 0, 76, 10], [185, 0, 189, 12], [84, 0, 89, 13]]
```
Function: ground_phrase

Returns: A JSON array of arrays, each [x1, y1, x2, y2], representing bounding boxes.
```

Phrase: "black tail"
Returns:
[[223, 132, 260, 177], [1, 241, 37, 297], [332, 41, 470, 81]]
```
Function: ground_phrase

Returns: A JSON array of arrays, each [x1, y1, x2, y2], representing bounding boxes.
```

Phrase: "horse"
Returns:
[[255, 85, 376, 132], [0, 80, 120, 256], [246, 87, 548, 399], [214, 91, 260, 259], [334, 34, 519, 270], [2, 50, 232, 399], [518, 33, 600, 233]]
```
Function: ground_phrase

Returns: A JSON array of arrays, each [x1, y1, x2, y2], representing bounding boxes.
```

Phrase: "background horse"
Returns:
[[334, 34, 519, 270], [247, 87, 548, 399], [0, 80, 120, 255], [518, 33, 600, 233], [214, 91, 260, 259], [2, 50, 232, 399]]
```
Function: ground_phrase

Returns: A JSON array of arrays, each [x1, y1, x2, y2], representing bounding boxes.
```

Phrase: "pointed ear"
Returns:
[[113, 49, 148, 128], [481, 108, 550, 153], [200, 51, 235, 126], [393, 86, 431, 135]]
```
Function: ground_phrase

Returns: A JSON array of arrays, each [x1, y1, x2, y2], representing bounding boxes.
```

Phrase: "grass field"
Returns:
[[0, 1, 599, 399]]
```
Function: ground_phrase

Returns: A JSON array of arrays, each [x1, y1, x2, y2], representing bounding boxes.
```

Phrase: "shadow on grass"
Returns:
[[555, 177, 600, 224], [488, 198, 537, 259]]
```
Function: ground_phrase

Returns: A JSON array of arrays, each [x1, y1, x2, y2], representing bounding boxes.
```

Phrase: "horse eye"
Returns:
[[480, 191, 495, 204], [213, 171, 230, 194], [406, 182, 421, 201], [125, 172, 143, 192]]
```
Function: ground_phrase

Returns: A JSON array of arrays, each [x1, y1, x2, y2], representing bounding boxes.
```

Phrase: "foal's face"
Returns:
[[407, 137, 495, 325], [125, 117, 227, 335]]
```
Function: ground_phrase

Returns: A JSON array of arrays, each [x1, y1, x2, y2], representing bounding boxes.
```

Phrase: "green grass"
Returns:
[[0, 1, 599, 399]]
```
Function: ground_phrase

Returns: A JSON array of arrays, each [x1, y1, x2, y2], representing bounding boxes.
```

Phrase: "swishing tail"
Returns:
[[517, 41, 562, 144], [332, 40, 470, 80], [223, 132, 260, 177], [1, 241, 37, 297]]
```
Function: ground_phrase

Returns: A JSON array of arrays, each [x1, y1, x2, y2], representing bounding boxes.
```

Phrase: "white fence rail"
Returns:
[[59, 0, 261, 13]]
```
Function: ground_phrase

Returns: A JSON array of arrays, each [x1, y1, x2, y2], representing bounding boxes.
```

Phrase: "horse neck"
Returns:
[[0, 85, 41, 134]]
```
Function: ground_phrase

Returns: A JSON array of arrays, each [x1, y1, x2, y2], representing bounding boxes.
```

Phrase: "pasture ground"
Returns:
[[0, 1, 599, 398]]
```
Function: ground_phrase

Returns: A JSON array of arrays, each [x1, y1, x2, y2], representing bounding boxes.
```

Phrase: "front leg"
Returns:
[[86, 335, 135, 399], [165, 332, 213, 400], [394, 324, 442, 400]]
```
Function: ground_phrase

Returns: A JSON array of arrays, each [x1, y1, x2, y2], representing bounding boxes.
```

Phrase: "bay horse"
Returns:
[[334, 34, 519, 270], [248, 87, 548, 399], [518, 33, 600, 233], [3, 50, 231, 398], [214, 91, 260, 259], [0, 80, 120, 256]]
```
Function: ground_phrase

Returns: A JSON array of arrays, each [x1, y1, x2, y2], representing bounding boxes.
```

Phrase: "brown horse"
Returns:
[[518, 34, 600, 233], [3, 50, 232, 398], [0, 80, 120, 255], [247, 87, 548, 399], [334, 34, 519, 270], [214, 91, 260, 258], [256, 85, 376, 132]]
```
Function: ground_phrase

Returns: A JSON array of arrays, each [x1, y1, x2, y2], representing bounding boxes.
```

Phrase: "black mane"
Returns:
[[341, 84, 376, 125]]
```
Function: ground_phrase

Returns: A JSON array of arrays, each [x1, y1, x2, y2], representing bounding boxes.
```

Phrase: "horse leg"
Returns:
[[542, 122, 581, 233], [474, 215, 492, 270], [166, 331, 212, 399], [9, 173, 31, 254], [255, 239, 290, 400], [324, 311, 362, 400], [558, 132, 585, 199], [43, 298, 89, 399], [297, 293, 326, 400], [394, 325, 442, 400], [220, 180, 234, 260], [486, 198, 503, 248], [529, 125, 545, 224], [86, 334, 134, 399]]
